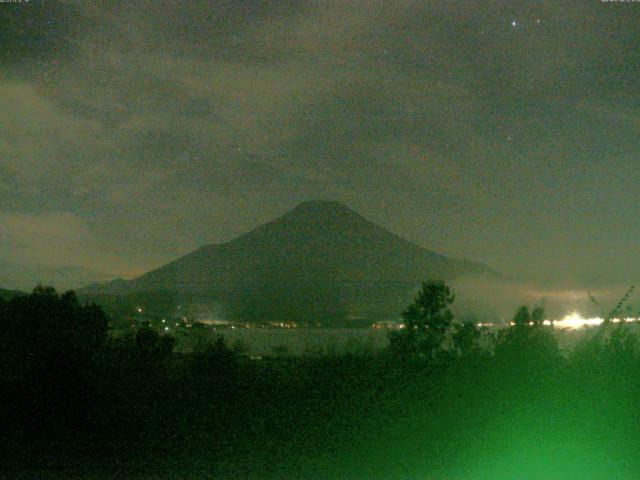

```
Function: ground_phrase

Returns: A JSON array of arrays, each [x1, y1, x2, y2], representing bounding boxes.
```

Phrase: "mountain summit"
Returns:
[[83, 201, 493, 324]]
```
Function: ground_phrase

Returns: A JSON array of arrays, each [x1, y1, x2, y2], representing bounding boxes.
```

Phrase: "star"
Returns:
[[511, 20, 518, 28]]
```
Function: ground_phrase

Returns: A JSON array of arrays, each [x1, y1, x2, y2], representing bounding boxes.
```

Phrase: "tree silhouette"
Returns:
[[390, 280, 455, 358], [513, 305, 530, 327], [531, 305, 545, 326], [452, 320, 482, 357], [495, 304, 559, 369], [0, 286, 110, 455], [135, 323, 176, 359], [0, 286, 108, 372]]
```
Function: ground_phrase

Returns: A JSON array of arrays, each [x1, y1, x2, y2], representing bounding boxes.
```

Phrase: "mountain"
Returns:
[[82, 201, 494, 325]]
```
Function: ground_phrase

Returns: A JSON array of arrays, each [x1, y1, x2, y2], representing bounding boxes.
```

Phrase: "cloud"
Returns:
[[0, 211, 95, 266], [0, 0, 639, 291], [0, 211, 159, 281]]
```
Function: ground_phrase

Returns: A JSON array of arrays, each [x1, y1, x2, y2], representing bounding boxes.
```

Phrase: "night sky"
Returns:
[[1, 0, 639, 296]]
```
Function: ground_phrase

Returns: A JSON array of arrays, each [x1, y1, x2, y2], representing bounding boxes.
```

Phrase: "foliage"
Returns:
[[135, 322, 176, 359], [606, 285, 635, 322], [452, 320, 483, 357], [0, 286, 110, 460], [390, 280, 455, 358], [495, 304, 561, 368], [2, 283, 640, 479], [573, 286, 638, 369], [0, 285, 108, 375]]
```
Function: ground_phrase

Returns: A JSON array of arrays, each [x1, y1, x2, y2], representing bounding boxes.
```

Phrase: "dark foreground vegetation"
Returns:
[[2, 284, 640, 479]]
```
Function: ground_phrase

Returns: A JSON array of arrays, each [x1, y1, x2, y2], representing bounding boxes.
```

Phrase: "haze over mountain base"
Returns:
[[81, 201, 494, 325]]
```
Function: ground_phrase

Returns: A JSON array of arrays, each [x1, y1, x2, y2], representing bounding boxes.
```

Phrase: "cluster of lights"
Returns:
[[552, 312, 637, 330], [137, 305, 636, 333], [479, 313, 638, 330], [393, 314, 639, 332]]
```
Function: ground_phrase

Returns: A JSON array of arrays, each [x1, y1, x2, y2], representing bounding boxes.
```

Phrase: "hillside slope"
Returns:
[[82, 201, 494, 324]]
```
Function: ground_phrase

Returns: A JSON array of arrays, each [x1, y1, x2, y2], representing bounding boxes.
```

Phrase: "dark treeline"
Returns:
[[2, 283, 640, 479]]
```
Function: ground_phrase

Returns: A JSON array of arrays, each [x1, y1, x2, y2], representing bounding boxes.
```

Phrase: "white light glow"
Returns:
[[439, 315, 638, 332], [552, 312, 639, 329], [554, 312, 603, 329]]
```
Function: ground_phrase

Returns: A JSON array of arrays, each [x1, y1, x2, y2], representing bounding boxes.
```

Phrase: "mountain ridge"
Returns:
[[81, 201, 495, 324]]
